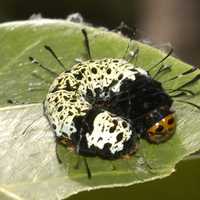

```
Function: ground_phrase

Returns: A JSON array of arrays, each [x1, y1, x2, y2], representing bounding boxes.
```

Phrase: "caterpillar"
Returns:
[[29, 28, 200, 178]]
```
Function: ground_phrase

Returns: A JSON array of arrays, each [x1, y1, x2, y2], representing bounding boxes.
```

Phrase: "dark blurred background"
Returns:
[[0, 0, 200, 66]]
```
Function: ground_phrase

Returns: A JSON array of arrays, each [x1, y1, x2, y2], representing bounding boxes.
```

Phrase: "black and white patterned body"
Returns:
[[44, 58, 173, 160]]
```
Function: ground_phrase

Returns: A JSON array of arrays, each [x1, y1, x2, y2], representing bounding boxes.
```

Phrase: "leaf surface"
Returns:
[[0, 19, 200, 200]]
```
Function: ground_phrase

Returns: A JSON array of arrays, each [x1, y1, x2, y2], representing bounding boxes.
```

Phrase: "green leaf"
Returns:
[[0, 19, 200, 200]]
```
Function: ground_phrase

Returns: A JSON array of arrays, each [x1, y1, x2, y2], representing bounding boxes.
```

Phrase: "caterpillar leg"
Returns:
[[55, 143, 62, 164], [83, 157, 92, 179]]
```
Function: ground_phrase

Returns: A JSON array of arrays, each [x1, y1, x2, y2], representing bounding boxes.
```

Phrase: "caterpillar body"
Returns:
[[44, 57, 175, 160]]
